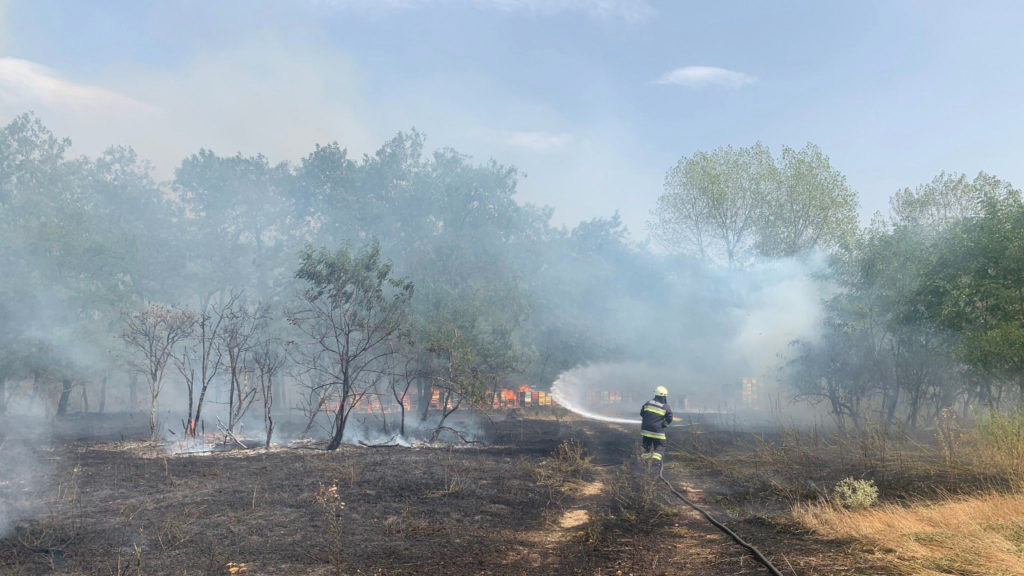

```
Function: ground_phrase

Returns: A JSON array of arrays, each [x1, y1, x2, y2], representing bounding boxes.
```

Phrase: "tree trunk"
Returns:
[[56, 378, 73, 417], [149, 379, 159, 440], [378, 396, 389, 435], [185, 380, 195, 436], [194, 382, 211, 437], [228, 362, 237, 433], [418, 377, 431, 422], [263, 375, 274, 448], [265, 415, 274, 449], [99, 375, 107, 413], [326, 401, 347, 451], [399, 397, 406, 437], [129, 374, 138, 411]]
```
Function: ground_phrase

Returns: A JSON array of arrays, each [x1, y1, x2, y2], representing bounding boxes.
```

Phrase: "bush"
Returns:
[[972, 411, 1024, 486], [552, 438, 593, 479], [833, 477, 878, 510]]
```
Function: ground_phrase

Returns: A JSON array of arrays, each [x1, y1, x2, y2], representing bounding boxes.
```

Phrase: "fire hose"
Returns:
[[655, 458, 786, 576]]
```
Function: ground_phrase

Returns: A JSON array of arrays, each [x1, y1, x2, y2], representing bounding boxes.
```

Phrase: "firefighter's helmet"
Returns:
[[654, 386, 668, 397]]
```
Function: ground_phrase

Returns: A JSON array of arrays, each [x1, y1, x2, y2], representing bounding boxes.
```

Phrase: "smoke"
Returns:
[[552, 252, 829, 424], [0, 396, 53, 539], [551, 362, 648, 424], [724, 253, 827, 382]]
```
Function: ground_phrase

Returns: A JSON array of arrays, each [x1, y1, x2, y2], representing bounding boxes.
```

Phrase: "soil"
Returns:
[[0, 412, 897, 576]]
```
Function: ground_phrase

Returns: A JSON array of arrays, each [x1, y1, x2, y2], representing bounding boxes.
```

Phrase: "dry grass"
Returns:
[[794, 492, 1024, 576]]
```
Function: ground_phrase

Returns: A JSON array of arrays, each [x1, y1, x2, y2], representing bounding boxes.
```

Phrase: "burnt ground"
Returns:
[[0, 412, 898, 576]]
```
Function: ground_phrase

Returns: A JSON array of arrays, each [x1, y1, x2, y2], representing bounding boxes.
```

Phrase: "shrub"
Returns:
[[552, 438, 593, 480], [972, 411, 1024, 487], [832, 477, 878, 510]]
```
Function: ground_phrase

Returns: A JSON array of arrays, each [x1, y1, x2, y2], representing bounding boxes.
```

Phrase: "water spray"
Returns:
[[550, 384, 640, 425], [551, 381, 694, 427]]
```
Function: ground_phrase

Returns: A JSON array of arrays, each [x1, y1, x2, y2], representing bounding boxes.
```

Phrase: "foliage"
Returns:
[[7, 110, 1024, 449], [120, 304, 196, 438], [787, 171, 1024, 430], [832, 477, 879, 510], [289, 240, 414, 450], [551, 438, 593, 480], [971, 411, 1024, 486], [652, 142, 857, 265]]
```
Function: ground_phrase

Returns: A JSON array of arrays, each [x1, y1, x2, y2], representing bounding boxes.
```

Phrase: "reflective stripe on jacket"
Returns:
[[641, 398, 673, 439]]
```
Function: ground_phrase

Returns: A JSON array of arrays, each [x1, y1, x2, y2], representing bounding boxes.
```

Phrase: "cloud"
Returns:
[[0, 57, 156, 112], [654, 66, 756, 89], [313, 0, 655, 21], [0, 32, 383, 180], [504, 130, 572, 151]]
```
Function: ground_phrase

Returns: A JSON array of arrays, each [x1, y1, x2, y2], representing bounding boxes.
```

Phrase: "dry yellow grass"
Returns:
[[794, 493, 1024, 575]]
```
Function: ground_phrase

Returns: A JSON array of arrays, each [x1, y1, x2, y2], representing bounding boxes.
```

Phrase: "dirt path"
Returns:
[[563, 421, 780, 576]]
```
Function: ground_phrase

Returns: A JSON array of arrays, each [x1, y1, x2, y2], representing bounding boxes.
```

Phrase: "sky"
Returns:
[[2, 0, 1024, 239]]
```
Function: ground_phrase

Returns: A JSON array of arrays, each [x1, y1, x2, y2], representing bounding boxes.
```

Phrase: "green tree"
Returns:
[[758, 143, 857, 257], [888, 171, 1014, 228], [789, 171, 1023, 429], [652, 142, 857, 265], [916, 192, 1024, 404], [1, 114, 149, 414], [290, 241, 414, 451], [653, 143, 775, 266], [174, 149, 294, 298]]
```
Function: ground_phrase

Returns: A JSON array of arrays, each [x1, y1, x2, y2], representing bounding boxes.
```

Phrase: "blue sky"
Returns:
[[2, 0, 1023, 239]]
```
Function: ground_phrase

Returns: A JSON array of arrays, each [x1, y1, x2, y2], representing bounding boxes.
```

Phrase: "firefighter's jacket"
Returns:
[[640, 398, 673, 440]]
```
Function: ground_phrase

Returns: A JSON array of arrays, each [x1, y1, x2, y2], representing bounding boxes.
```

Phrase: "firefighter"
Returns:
[[640, 385, 673, 462]]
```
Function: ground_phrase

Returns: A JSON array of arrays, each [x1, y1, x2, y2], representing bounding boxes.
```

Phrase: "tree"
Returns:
[[424, 326, 481, 437], [220, 295, 270, 434], [790, 223, 961, 431], [652, 143, 776, 266], [252, 337, 285, 448], [652, 142, 857, 265], [787, 170, 1024, 429], [174, 294, 230, 436], [888, 171, 1015, 229], [289, 241, 414, 450], [915, 192, 1024, 403], [121, 304, 195, 439], [1, 115, 151, 416], [757, 143, 857, 257], [386, 345, 420, 438], [173, 149, 294, 298], [414, 276, 528, 425]]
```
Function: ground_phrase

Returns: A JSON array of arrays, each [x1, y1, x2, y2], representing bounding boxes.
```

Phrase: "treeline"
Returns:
[[0, 113, 662, 445], [654, 142, 1024, 430], [1, 113, 1022, 442], [788, 173, 1024, 431]]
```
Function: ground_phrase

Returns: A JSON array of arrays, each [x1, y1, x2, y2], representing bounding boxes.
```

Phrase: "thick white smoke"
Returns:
[[552, 254, 828, 424]]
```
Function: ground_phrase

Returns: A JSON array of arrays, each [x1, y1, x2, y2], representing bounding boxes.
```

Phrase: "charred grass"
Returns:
[[3, 413, 1021, 575]]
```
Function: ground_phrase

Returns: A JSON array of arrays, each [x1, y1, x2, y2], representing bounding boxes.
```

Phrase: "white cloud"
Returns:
[[504, 130, 572, 151], [0, 57, 155, 112], [0, 41, 378, 181], [654, 66, 756, 89]]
